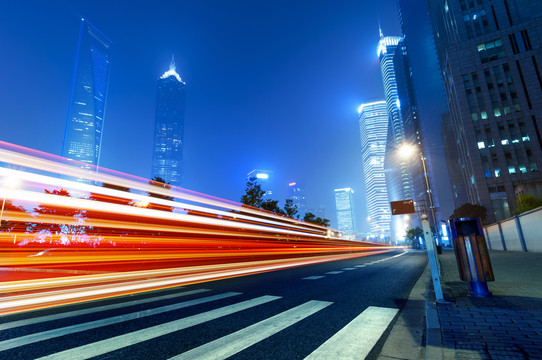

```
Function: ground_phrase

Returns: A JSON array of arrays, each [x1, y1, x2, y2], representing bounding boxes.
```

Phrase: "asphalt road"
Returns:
[[0, 249, 427, 360]]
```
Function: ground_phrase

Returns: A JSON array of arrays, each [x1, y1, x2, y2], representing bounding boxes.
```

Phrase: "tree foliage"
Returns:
[[240, 177, 266, 209], [303, 212, 330, 227], [405, 226, 423, 248], [0, 199, 27, 233], [283, 199, 298, 218], [146, 176, 174, 211], [514, 194, 542, 215], [450, 202, 487, 222]]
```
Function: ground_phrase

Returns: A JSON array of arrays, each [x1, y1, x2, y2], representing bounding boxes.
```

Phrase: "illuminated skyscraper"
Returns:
[[62, 19, 111, 174], [358, 101, 391, 236], [151, 57, 186, 187], [334, 188, 356, 233], [288, 182, 307, 218], [246, 169, 273, 198]]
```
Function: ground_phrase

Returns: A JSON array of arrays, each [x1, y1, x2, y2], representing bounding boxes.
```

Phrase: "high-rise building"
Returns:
[[246, 169, 273, 198], [62, 19, 111, 175], [151, 57, 186, 187], [378, 31, 439, 240], [428, 0, 542, 222], [288, 182, 307, 218], [334, 188, 356, 233], [358, 101, 391, 236]]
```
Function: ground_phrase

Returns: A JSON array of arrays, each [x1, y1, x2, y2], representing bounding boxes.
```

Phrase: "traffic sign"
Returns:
[[390, 199, 415, 215]]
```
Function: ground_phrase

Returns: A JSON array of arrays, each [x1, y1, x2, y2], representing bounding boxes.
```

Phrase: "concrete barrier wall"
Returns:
[[519, 210, 542, 252], [485, 224, 503, 250], [483, 206, 542, 252]]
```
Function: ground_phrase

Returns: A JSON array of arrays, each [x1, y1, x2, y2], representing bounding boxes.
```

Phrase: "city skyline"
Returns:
[[1, 1, 453, 233]]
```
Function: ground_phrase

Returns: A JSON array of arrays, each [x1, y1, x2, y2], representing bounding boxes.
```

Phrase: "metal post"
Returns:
[[422, 214, 444, 302], [420, 153, 438, 241]]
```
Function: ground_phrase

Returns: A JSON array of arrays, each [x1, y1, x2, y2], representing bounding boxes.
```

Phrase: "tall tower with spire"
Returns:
[[151, 56, 186, 187]]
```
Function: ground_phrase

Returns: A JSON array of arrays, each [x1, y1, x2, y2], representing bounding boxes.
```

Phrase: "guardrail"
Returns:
[[483, 206, 542, 252]]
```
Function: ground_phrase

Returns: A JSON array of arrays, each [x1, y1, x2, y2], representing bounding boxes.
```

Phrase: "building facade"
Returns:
[[151, 57, 186, 187], [358, 101, 391, 236], [288, 182, 307, 218], [428, 0, 542, 222], [62, 19, 111, 175], [334, 188, 356, 233]]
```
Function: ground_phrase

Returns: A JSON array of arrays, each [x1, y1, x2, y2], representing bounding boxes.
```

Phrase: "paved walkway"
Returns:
[[377, 249, 542, 360], [436, 249, 542, 359]]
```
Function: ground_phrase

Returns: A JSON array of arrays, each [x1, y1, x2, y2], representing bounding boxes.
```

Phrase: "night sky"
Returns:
[[1, 0, 452, 232]]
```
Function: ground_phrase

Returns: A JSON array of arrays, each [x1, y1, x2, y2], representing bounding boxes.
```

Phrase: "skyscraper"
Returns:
[[334, 188, 356, 233], [62, 19, 111, 174], [151, 57, 186, 187], [378, 31, 439, 240], [288, 182, 307, 218], [246, 169, 273, 198], [358, 101, 391, 236], [428, 0, 542, 222]]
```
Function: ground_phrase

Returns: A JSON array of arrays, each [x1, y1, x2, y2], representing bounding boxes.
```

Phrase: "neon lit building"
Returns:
[[62, 19, 111, 175], [358, 101, 391, 236], [334, 188, 356, 233], [151, 57, 186, 187]]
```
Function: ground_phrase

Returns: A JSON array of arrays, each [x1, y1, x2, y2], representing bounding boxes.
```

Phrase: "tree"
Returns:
[[28, 189, 87, 245], [0, 200, 28, 233], [283, 199, 298, 218], [261, 198, 285, 215], [240, 177, 266, 208], [303, 212, 330, 227], [405, 226, 423, 248], [514, 194, 542, 215], [146, 176, 174, 211], [450, 202, 487, 222]]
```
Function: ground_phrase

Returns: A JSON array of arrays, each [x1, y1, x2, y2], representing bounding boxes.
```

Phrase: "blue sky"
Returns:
[[0, 0, 451, 231]]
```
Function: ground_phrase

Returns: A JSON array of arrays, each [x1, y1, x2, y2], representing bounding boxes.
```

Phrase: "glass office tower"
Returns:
[[334, 188, 356, 233], [62, 19, 112, 175], [358, 101, 391, 237], [288, 182, 307, 218], [151, 57, 186, 187]]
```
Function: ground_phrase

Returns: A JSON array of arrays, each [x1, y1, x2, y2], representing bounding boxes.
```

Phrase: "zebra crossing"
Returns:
[[1, 288, 399, 359], [0, 253, 409, 359]]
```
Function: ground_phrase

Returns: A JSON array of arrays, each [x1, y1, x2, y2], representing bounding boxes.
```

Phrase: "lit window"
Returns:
[[508, 166, 516, 174], [495, 169, 501, 177], [477, 141, 485, 149], [481, 111, 488, 119], [485, 170, 491, 178], [519, 165, 527, 173], [522, 135, 530, 142], [494, 108, 501, 117], [512, 139, 520, 143], [501, 139, 509, 145]]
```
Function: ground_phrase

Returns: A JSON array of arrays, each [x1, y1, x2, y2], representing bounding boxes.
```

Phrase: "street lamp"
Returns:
[[398, 144, 439, 239]]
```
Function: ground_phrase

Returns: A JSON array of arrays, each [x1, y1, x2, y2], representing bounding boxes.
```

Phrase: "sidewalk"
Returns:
[[435, 249, 542, 359], [378, 249, 542, 360]]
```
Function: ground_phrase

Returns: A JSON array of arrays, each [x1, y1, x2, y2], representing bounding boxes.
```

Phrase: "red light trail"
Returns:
[[0, 141, 398, 315]]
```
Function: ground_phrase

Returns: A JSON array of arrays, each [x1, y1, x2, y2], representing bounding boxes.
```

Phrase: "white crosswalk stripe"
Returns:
[[0, 291, 241, 351], [35, 295, 281, 360], [170, 300, 332, 360], [304, 306, 398, 359], [0, 288, 210, 331]]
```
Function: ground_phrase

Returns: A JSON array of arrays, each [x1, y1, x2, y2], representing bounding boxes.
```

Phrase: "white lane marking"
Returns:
[[36, 295, 281, 360], [0, 292, 241, 352], [304, 306, 398, 360], [355, 264, 367, 268], [302, 276, 325, 280], [354, 251, 407, 269], [0, 288, 210, 331], [341, 268, 356, 270], [170, 300, 333, 360], [325, 271, 343, 275]]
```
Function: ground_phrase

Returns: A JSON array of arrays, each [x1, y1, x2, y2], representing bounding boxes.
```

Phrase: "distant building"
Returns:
[[306, 206, 325, 220], [288, 182, 307, 218], [358, 101, 391, 236], [334, 188, 356, 233], [151, 57, 186, 187], [428, 0, 542, 222], [246, 169, 273, 198], [62, 19, 111, 177]]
